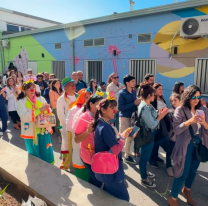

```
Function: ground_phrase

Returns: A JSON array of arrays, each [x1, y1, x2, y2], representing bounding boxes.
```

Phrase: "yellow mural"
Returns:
[[150, 21, 208, 78]]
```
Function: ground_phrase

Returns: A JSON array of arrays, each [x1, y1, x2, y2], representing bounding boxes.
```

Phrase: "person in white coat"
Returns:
[[57, 77, 78, 170], [6, 76, 20, 130]]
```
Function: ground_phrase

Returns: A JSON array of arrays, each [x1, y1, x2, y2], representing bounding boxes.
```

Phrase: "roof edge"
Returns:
[[1, 0, 208, 40]]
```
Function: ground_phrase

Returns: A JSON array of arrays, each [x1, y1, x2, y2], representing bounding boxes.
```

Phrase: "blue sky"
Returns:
[[0, 0, 188, 23]]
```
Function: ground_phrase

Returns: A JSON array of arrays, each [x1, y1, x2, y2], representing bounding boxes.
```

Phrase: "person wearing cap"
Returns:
[[57, 77, 78, 170]]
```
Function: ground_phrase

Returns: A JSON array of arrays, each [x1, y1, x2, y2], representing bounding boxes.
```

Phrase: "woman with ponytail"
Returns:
[[93, 97, 134, 202], [16, 79, 54, 164], [74, 94, 103, 187]]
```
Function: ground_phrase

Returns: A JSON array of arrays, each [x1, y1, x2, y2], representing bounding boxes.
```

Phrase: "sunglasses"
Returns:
[[113, 76, 119, 79], [191, 96, 201, 100]]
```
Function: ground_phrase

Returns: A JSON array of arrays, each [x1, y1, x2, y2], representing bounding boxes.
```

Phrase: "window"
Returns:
[[84, 39, 93, 47], [94, 38, 105, 46], [7, 24, 19, 32], [129, 59, 156, 84], [138, 33, 152, 43], [85, 61, 102, 83], [84, 38, 105, 47], [55, 43, 62, 49], [52, 61, 65, 80], [194, 58, 208, 94], [21, 27, 32, 32], [28, 61, 38, 75]]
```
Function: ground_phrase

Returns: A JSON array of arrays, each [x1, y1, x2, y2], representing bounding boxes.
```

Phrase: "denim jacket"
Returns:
[[137, 100, 159, 130]]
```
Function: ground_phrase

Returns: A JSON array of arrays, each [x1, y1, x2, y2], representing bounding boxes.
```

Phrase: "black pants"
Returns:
[[0, 108, 8, 132], [8, 111, 20, 124]]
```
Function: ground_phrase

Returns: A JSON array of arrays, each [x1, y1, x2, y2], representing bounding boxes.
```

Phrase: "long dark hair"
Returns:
[[153, 83, 165, 101], [89, 79, 97, 92], [172, 81, 184, 94], [181, 85, 202, 110], [51, 79, 63, 94], [83, 95, 103, 113], [93, 99, 117, 130], [17, 82, 40, 100]]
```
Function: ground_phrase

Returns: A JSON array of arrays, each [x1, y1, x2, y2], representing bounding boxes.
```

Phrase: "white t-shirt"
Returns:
[[157, 99, 167, 111], [67, 95, 76, 103]]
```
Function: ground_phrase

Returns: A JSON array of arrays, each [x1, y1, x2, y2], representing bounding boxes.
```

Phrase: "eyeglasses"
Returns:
[[113, 76, 119, 79], [191, 96, 201, 100]]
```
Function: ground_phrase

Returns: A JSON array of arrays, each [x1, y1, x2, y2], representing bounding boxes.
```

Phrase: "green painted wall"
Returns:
[[3, 35, 55, 73]]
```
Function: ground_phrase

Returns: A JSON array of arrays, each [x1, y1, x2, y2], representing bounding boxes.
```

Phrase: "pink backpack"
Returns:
[[91, 152, 119, 174]]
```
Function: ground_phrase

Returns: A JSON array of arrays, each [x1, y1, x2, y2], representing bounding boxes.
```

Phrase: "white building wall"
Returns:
[[0, 10, 60, 31]]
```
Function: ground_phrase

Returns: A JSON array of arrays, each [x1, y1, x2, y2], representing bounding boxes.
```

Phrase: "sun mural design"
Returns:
[[150, 21, 208, 78], [97, 25, 137, 75]]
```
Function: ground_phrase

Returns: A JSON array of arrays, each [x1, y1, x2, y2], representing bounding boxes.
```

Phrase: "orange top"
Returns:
[[49, 90, 63, 109]]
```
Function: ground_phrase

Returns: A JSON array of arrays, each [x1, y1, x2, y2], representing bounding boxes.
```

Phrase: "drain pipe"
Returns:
[[0, 46, 5, 75], [70, 27, 75, 72]]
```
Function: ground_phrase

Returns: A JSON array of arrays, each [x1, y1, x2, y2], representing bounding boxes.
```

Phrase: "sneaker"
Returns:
[[0, 132, 3, 136], [4, 129, 11, 133], [167, 167, 174, 177], [148, 160, 159, 168], [124, 156, 137, 164], [147, 171, 156, 179], [153, 156, 164, 164], [141, 178, 156, 188]]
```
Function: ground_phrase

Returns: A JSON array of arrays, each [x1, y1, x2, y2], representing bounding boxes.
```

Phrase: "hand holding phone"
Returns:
[[129, 126, 140, 138], [196, 109, 204, 117]]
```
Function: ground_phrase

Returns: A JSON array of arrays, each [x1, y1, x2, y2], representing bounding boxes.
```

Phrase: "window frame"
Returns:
[[137, 33, 152, 44]]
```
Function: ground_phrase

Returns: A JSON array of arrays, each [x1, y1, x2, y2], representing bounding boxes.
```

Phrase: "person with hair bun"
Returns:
[[74, 94, 103, 187], [137, 83, 168, 188], [168, 85, 208, 206], [16, 79, 54, 164], [93, 97, 134, 202], [172, 81, 184, 95]]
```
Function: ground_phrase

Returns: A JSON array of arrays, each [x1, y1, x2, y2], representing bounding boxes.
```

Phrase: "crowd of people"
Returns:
[[0, 62, 208, 206]]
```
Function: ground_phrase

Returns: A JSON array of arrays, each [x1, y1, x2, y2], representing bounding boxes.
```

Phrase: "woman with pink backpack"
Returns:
[[74, 95, 103, 187]]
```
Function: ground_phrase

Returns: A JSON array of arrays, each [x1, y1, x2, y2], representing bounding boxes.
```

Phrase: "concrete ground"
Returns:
[[1, 120, 208, 206]]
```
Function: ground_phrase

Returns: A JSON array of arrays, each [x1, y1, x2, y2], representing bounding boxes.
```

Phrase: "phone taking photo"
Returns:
[[196, 109, 204, 116], [129, 126, 140, 138]]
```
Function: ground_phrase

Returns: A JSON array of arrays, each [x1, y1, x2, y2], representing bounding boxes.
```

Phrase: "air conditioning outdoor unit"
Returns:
[[180, 15, 208, 38], [0, 39, 10, 48]]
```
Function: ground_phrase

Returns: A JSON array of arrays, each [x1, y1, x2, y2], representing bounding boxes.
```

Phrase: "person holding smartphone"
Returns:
[[137, 84, 167, 188], [168, 85, 208, 206]]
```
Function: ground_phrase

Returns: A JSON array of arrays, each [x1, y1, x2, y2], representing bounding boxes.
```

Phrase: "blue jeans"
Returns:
[[139, 130, 157, 180], [82, 161, 102, 188], [103, 179, 129, 202], [150, 137, 172, 168], [0, 108, 8, 132], [171, 139, 200, 198]]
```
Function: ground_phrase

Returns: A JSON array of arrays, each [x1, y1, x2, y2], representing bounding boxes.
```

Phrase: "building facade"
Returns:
[[0, 7, 62, 34], [0, 0, 208, 101]]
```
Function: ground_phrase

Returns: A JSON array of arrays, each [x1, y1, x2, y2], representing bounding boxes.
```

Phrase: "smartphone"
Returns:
[[196, 109, 204, 116], [129, 126, 140, 138]]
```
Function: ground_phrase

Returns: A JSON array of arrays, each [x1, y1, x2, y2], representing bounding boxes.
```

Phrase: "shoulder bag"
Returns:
[[134, 106, 153, 147], [183, 109, 208, 163]]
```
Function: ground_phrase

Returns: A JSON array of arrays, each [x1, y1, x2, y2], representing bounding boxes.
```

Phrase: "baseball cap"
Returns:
[[27, 68, 32, 72], [62, 77, 75, 87]]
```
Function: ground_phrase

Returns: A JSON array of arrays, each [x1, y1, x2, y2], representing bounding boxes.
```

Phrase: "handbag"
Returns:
[[183, 109, 208, 163], [36, 113, 56, 128], [134, 106, 153, 147], [91, 151, 119, 174]]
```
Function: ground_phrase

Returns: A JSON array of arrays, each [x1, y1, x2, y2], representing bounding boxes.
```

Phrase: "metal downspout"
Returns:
[[70, 27, 75, 72], [0, 46, 5, 75]]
